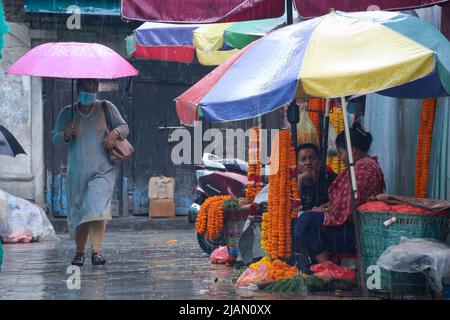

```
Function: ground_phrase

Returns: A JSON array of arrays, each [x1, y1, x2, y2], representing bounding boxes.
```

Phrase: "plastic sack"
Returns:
[[327, 124, 339, 156], [236, 261, 271, 287], [238, 217, 265, 265], [210, 246, 231, 264], [253, 184, 268, 204], [310, 261, 356, 280], [377, 237, 450, 292], [297, 109, 319, 146], [0, 189, 57, 242]]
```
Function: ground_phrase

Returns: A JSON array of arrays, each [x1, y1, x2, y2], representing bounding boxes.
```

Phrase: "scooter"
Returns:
[[188, 153, 248, 254]]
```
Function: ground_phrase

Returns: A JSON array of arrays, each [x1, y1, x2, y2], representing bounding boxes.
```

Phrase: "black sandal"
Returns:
[[71, 253, 86, 266], [91, 251, 106, 265]]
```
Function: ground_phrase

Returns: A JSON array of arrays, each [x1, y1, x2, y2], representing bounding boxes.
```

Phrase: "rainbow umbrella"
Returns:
[[176, 10, 450, 125], [126, 15, 292, 66]]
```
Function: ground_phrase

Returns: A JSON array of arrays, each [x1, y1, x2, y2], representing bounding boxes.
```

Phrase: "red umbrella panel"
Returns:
[[120, 0, 285, 23]]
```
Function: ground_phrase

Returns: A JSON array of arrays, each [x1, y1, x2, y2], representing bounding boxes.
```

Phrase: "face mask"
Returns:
[[78, 91, 97, 106]]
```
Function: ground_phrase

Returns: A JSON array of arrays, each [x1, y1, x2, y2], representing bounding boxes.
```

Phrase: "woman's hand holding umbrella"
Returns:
[[63, 123, 77, 142]]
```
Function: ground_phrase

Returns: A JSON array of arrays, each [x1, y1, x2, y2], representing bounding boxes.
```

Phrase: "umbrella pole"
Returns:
[[286, 0, 293, 25], [340, 97, 367, 296], [316, 99, 330, 206], [287, 100, 299, 148], [71, 79, 74, 121]]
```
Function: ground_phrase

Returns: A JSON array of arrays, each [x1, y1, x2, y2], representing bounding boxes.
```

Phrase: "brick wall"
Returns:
[[3, 0, 26, 23]]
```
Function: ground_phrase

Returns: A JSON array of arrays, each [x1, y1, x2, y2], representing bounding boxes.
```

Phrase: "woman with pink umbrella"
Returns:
[[6, 42, 138, 266]]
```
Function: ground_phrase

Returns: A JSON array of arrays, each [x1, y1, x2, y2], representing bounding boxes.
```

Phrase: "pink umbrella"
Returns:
[[5, 42, 138, 120], [5, 42, 138, 79]]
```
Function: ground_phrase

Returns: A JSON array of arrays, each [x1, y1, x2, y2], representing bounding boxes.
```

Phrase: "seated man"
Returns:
[[296, 143, 337, 211]]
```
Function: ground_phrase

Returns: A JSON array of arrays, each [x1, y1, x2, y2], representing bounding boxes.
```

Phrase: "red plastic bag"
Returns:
[[210, 246, 231, 264], [236, 263, 271, 287], [1, 231, 33, 244], [311, 261, 356, 280], [390, 204, 434, 214]]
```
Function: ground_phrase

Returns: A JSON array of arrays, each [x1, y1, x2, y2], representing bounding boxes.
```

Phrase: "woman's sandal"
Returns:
[[71, 253, 86, 266], [91, 251, 106, 265]]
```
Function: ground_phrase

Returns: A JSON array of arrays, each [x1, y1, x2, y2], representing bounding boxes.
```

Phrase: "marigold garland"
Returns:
[[326, 104, 346, 174], [246, 125, 262, 203], [307, 98, 326, 134], [414, 98, 436, 198], [261, 212, 268, 253], [269, 259, 299, 281], [266, 130, 294, 259], [196, 195, 232, 240]]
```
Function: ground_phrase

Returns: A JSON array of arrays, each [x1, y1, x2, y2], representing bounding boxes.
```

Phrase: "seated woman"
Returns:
[[295, 122, 386, 264]]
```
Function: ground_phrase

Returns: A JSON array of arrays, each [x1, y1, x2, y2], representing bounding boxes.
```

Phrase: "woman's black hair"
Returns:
[[76, 78, 99, 92], [297, 143, 319, 157], [335, 122, 373, 153]]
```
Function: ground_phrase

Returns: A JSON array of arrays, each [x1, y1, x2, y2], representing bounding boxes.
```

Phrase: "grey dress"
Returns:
[[52, 100, 129, 235]]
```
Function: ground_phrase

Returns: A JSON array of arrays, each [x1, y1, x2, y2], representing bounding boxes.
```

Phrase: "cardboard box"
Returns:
[[149, 198, 175, 219], [148, 176, 175, 199]]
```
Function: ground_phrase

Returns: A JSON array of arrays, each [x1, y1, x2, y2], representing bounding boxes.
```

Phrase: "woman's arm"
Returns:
[[52, 107, 71, 144], [106, 101, 129, 140]]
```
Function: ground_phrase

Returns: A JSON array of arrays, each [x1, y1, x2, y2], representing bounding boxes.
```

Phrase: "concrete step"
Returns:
[[49, 216, 195, 233]]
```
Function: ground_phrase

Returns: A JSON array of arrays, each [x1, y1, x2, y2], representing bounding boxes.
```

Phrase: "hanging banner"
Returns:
[[121, 0, 285, 23], [294, 0, 449, 18]]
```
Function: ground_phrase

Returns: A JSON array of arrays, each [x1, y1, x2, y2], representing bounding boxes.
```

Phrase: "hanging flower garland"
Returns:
[[196, 195, 232, 240], [414, 98, 436, 198], [307, 98, 325, 134], [327, 103, 346, 174], [246, 125, 262, 203], [266, 130, 294, 259], [261, 211, 268, 253]]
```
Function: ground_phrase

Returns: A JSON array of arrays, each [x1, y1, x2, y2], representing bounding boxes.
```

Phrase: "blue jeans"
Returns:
[[293, 211, 356, 258]]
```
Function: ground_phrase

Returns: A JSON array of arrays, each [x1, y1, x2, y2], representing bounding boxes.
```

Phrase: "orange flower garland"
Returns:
[[414, 98, 436, 198], [267, 130, 293, 259], [261, 211, 268, 253], [196, 195, 231, 240], [326, 104, 346, 174], [246, 125, 262, 203], [269, 259, 299, 281], [289, 144, 300, 219], [307, 98, 325, 134]]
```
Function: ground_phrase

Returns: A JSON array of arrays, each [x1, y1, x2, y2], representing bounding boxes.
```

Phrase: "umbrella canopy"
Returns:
[[127, 16, 290, 66], [5, 42, 138, 79], [176, 10, 450, 125], [0, 125, 26, 157], [295, 0, 449, 18], [120, 0, 285, 23]]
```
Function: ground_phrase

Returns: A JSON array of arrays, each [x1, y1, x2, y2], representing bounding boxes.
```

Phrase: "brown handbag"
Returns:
[[101, 100, 135, 162]]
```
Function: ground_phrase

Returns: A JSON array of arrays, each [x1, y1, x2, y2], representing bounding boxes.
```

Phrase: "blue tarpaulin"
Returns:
[[429, 97, 450, 200], [24, 0, 120, 16], [0, 1, 8, 60]]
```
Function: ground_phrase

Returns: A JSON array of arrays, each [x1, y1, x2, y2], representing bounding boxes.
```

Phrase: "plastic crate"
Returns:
[[358, 210, 449, 293]]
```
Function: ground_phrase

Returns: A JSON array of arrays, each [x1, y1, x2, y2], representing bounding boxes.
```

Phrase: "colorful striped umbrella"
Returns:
[[176, 10, 450, 125], [126, 15, 292, 66]]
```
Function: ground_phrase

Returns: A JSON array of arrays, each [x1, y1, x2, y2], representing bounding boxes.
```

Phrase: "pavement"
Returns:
[[0, 217, 385, 300]]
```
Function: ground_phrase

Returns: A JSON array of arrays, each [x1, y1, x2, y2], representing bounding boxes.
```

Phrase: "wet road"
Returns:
[[0, 225, 371, 300]]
